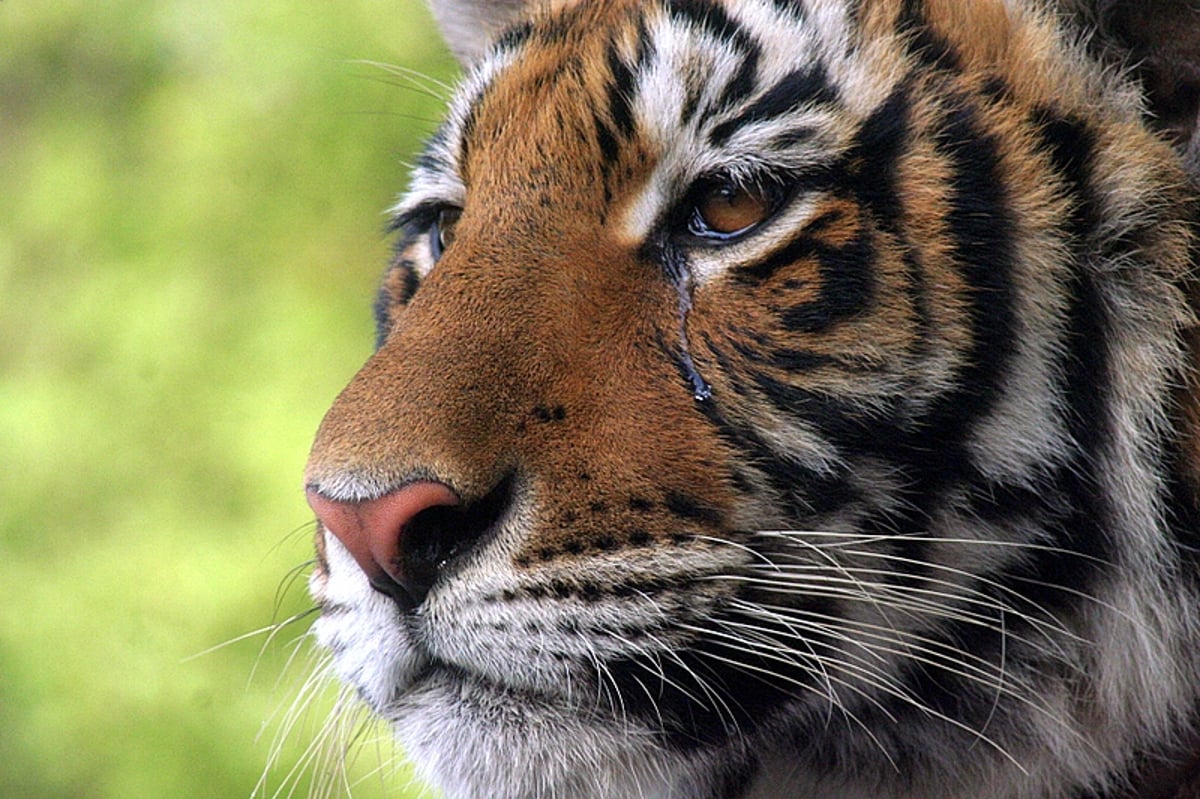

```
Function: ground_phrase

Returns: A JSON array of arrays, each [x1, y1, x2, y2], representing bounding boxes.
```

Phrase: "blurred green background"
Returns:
[[1, 1, 458, 796]]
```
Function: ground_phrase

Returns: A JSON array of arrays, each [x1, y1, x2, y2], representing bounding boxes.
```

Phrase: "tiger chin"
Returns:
[[300, 0, 1200, 797]]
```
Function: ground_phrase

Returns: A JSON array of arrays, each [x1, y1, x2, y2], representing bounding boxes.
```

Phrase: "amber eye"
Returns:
[[687, 181, 776, 240], [430, 207, 461, 260]]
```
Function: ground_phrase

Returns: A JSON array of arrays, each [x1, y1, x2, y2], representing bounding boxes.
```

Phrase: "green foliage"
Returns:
[[0, 1, 457, 796]]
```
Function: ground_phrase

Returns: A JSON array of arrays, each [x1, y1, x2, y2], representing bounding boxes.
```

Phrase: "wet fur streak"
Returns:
[[299, 1, 1200, 797]]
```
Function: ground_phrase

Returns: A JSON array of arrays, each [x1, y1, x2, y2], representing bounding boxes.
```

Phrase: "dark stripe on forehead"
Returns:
[[666, 0, 766, 123], [666, 0, 754, 51], [768, 0, 809, 20], [606, 43, 638, 137], [709, 64, 838, 146], [714, 45, 761, 115]]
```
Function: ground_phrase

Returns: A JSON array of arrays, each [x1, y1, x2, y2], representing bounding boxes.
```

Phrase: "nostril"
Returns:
[[400, 475, 514, 601], [305, 477, 512, 609], [305, 481, 461, 609]]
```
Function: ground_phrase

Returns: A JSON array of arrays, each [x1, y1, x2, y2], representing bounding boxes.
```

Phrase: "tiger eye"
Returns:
[[431, 207, 461, 259], [691, 183, 773, 238]]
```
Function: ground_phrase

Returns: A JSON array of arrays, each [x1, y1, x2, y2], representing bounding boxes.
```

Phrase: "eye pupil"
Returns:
[[431, 208, 461, 259], [689, 182, 773, 239]]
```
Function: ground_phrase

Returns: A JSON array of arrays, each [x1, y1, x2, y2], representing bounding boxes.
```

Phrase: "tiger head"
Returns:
[[302, 1, 1200, 797]]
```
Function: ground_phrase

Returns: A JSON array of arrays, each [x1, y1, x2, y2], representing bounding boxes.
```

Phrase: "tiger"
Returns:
[[300, 0, 1200, 797]]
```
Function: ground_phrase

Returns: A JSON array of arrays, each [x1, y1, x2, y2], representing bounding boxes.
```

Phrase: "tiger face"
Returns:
[[302, 1, 1200, 797]]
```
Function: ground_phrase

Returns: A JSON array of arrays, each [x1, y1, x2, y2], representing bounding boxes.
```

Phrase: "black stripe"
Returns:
[[606, 43, 637, 137], [681, 81, 705, 125], [918, 95, 1018, 459], [733, 201, 844, 284], [1167, 446, 1200, 575], [664, 491, 723, 525], [635, 16, 656, 70], [372, 264, 420, 350], [850, 85, 911, 227], [1054, 271, 1114, 558], [1034, 109, 1100, 242], [666, 0, 753, 51], [667, 0, 763, 122], [777, 227, 875, 332], [917, 261, 1117, 725], [768, 0, 809, 20], [858, 101, 1115, 721], [494, 19, 534, 52], [714, 44, 761, 114], [413, 131, 452, 176], [896, 0, 961, 71], [734, 337, 883, 373], [747, 373, 897, 455], [849, 84, 935, 366], [770, 126, 819, 148], [594, 113, 620, 166], [694, 376, 859, 518], [896, 0, 925, 33], [735, 228, 822, 284], [710, 64, 836, 145]]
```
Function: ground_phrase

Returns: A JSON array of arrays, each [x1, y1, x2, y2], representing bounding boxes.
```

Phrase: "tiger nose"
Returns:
[[306, 481, 461, 609]]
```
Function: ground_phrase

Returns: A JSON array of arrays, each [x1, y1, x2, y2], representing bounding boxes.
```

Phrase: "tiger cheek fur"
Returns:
[[301, 1, 1200, 798]]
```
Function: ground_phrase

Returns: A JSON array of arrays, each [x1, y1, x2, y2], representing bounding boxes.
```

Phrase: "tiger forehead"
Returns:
[[443, 0, 1081, 244], [457, 1, 656, 219], [453, 0, 843, 246]]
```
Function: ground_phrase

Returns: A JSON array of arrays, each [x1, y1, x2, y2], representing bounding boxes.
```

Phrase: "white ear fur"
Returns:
[[427, 0, 537, 65]]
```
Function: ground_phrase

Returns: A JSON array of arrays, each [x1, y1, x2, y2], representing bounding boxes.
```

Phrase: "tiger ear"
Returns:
[[427, 0, 537, 66]]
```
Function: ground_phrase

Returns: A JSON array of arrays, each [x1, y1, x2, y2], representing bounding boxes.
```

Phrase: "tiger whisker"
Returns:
[[347, 59, 455, 99], [678, 625, 903, 773], [826, 545, 1093, 639], [729, 597, 1037, 694], [760, 562, 1079, 653], [274, 558, 318, 617], [724, 598, 1104, 762], [678, 620, 904, 723], [719, 571, 1082, 677], [697, 618, 1033, 773], [256, 649, 334, 798], [744, 533, 1088, 644], [248, 607, 322, 688], [757, 529, 1115, 567], [638, 629, 748, 736], [180, 609, 313, 664]]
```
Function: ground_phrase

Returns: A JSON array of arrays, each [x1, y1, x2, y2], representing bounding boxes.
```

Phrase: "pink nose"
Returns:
[[306, 481, 461, 607]]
